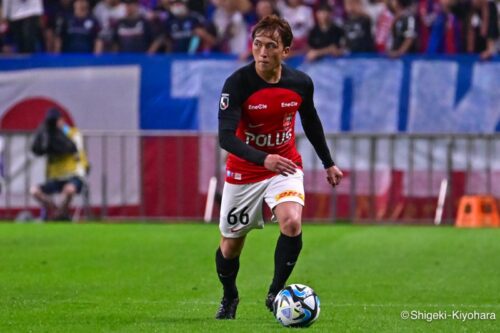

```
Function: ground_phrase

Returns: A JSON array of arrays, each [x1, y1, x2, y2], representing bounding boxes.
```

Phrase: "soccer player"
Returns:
[[214, 15, 343, 319]]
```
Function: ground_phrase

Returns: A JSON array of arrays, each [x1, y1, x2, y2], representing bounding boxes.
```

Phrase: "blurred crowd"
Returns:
[[0, 0, 498, 59]]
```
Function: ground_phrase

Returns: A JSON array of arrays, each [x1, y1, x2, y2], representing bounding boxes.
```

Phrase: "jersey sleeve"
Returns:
[[218, 74, 243, 131], [218, 72, 268, 166], [298, 75, 335, 169]]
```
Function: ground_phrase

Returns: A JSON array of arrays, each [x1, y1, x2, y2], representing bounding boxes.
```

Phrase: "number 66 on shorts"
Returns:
[[219, 170, 304, 238]]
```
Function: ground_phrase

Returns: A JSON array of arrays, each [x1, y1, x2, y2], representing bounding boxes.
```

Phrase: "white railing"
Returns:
[[1, 131, 498, 223]]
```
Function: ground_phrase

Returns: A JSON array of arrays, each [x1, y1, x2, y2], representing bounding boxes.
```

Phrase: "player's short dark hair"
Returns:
[[251, 15, 293, 48]]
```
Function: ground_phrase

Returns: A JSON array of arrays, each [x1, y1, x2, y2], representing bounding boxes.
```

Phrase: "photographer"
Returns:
[[30, 108, 89, 221]]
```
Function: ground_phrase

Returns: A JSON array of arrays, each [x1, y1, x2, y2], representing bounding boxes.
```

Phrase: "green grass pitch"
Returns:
[[1, 223, 499, 332]]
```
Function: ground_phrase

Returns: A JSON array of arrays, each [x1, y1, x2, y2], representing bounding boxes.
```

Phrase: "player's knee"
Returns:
[[220, 238, 245, 259], [280, 213, 302, 236], [220, 245, 240, 259]]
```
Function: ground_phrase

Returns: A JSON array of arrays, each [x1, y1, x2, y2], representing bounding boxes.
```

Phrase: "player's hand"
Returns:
[[264, 154, 297, 176], [326, 165, 343, 187]]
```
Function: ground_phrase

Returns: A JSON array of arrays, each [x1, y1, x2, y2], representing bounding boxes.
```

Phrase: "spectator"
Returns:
[[344, 0, 374, 52], [363, 0, 387, 28], [187, 0, 207, 15], [54, 0, 100, 53], [467, 0, 498, 59], [497, 0, 500, 54], [373, 0, 393, 52], [255, 0, 280, 18], [152, 0, 172, 17], [30, 108, 89, 221], [93, 0, 126, 52], [426, 0, 462, 54], [1, 0, 44, 53], [206, 0, 252, 21], [252, 0, 280, 30], [44, 0, 74, 53], [150, 0, 172, 38], [387, 0, 417, 57], [105, 0, 153, 52], [231, 0, 253, 14], [306, 4, 344, 61], [148, 0, 215, 53], [302, 0, 320, 6], [323, 0, 347, 26], [138, 0, 158, 10], [212, 0, 249, 54], [238, 0, 279, 60], [277, 0, 314, 55], [418, 0, 440, 52]]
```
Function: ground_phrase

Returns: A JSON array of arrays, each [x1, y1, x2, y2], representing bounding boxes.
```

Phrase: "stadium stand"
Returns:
[[0, 0, 498, 57]]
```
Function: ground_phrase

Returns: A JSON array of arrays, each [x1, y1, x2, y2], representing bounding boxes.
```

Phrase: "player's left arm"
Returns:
[[299, 76, 343, 187]]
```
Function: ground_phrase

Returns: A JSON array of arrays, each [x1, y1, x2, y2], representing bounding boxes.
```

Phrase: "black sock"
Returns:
[[269, 233, 303, 295], [215, 247, 239, 299]]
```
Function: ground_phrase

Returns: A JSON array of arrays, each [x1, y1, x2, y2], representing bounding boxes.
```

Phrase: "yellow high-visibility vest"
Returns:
[[47, 127, 88, 180]]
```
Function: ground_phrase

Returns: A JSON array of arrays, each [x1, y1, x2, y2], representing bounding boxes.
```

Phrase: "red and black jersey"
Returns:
[[219, 62, 334, 184]]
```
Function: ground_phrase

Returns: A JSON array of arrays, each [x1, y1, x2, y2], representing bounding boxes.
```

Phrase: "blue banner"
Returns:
[[1, 54, 499, 133]]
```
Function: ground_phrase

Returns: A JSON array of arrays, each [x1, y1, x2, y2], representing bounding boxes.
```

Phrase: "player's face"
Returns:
[[252, 32, 290, 73]]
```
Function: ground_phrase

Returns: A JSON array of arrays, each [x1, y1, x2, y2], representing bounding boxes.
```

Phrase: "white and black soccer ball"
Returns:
[[273, 284, 320, 327]]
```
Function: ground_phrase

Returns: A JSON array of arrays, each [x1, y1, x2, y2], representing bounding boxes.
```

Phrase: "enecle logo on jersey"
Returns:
[[245, 129, 292, 147], [281, 101, 298, 108], [248, 104, 267, 110], [220, 93, 229, 110]]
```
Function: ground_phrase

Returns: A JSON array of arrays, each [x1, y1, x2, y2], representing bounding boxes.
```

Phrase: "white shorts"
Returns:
[[219, 169, 304, 238]]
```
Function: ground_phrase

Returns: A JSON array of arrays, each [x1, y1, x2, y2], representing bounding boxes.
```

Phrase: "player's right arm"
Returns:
[[218, 73, 296, 176]]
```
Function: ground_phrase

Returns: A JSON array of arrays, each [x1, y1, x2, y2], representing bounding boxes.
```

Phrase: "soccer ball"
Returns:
[[273, 284, 320, 327]]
